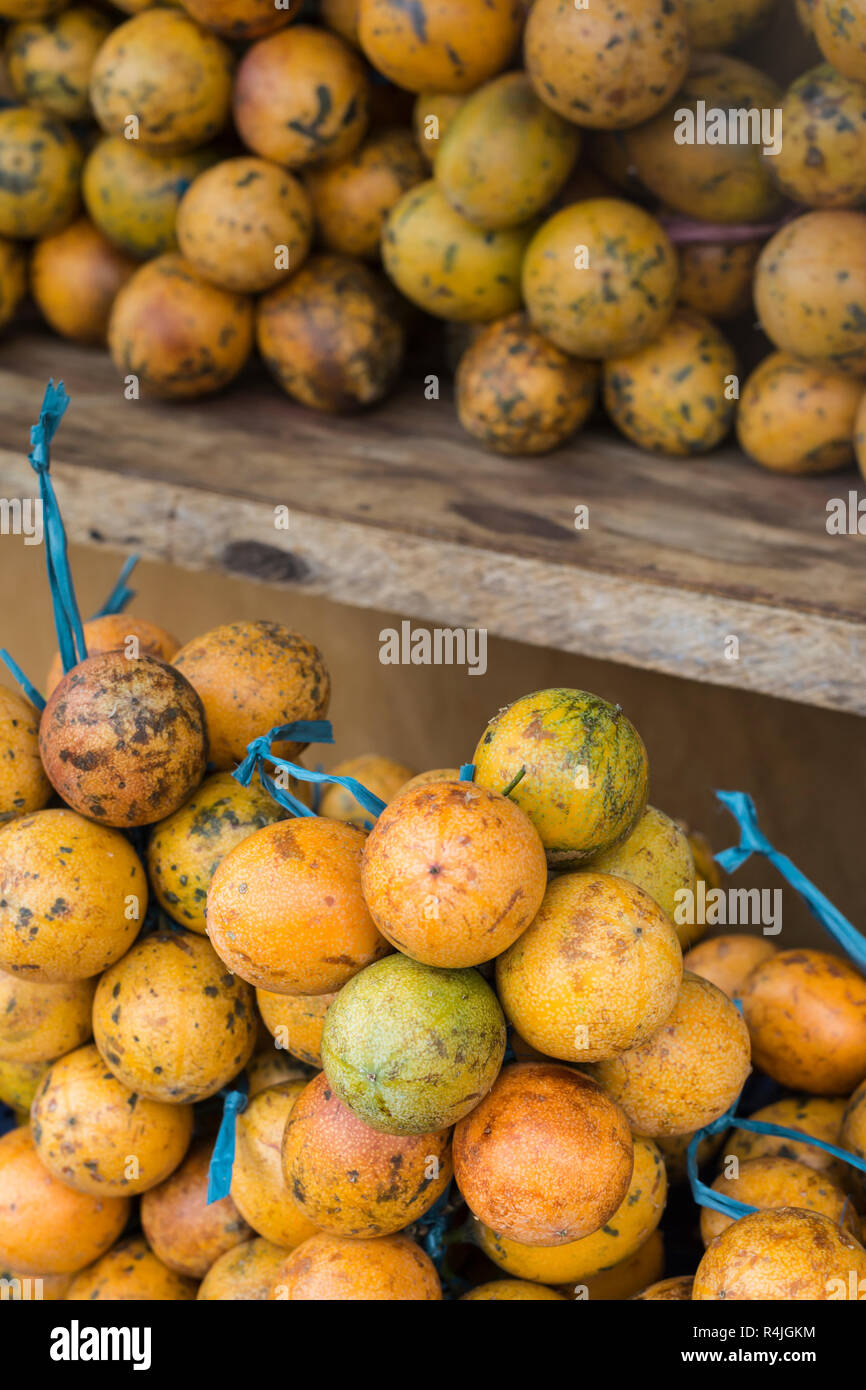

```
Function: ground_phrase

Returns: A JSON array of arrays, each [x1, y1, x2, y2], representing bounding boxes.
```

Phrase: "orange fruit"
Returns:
[[269, 1231, 442, 1300]]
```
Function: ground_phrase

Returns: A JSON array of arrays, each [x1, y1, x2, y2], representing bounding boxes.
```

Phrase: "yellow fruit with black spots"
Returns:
[[148, 772, 285, 935], [31, 1044, 194, 1196], [814, 0, 866, 81], [0, 106, 81, 239], [677, 240, 762, 322], [522, 199, 678, 359], [496, 873, 682, 1063], [92, 930, 257, 1103], [45, 613, 179, 698], [726, 1097, 850, 1186], [682, 0, 776, 47], [31, 216, 136, 346], [304, 129, 426, 260], [572, 1229, 665, 1300], [755, 211, 866, 375], [178, 0, 296, 38], [172, 620, 330, 770], [319, 754, 415, 825], [738, 353, 865, 473], [455, 312, 598, 455], [587, 972, 752, 1137], [0, 809, 146, 983], [140, 1138, 251, 1278], [586, 805, 698, 944], [358, 0, 521, 94], [524, 0, 689, 130], [693, 1207, 866, 1300], [281, 1070, 452, 1238], [208, 817, 389, 994], [83, 138, 217, 260], [627, 54, 784, 223], [177, 157, 313, 294], [0, 237, 26, 330], [463, 1280, 565, 1300], [269, 1231, 442, 1299], [0, 687, 51, 824], [413, 90, 466, 165], [90, 11, 233, 151], [603, 309, 738, 457], [230, 1081, 321, 1248], [478, 1137, 666, 1283], [256, 988, 336, 1068], [197, 1236, 288, 1300], [700, 1155, 858, 1247], [0, 970, 95, 1063], [434, 72, 580, 230], [472, 687, 649, 866], [740, 948, 866, 1094], [5, 6, 113, 122], [0, 1127, 130, 1277], [108, 252, 253, 399], [382, 180, 532, 323], [233, 26, 369, 170], [684, 934, 777, 999], [0, 1058, 49, 1111], [66, 1235, 198, 1300], [257, 253, 405, 410], [40, 651, 209, 827], [767, 65, 866, 209]]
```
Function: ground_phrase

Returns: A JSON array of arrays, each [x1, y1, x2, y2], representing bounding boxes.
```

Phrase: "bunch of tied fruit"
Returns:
[[1, 0, 866, 476], [1, 613, 866, 1301]]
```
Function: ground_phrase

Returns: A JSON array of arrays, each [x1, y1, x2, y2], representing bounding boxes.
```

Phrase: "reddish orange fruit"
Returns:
[[693, 1207, 866, 1300], [360, 779, 548, 967], [453, 1062, 633, 1246], [141, 1138, 251, 1278], [270, 1231, 442, 1300], [45, 614, 179, 698]]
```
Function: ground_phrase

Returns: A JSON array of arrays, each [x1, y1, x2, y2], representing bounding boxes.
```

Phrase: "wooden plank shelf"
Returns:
[[0, 331, 863, 715]]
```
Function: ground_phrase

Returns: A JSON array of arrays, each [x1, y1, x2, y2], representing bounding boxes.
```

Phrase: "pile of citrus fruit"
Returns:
[[1, 608, 865, 1300], [0, 0, 865, 474]]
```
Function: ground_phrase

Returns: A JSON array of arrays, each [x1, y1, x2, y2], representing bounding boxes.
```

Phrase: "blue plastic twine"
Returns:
[[714, 790, 866, 973], [688, 1099, 866, 1221], [233, 722, 388, 820], [28, 381, 87, 676], [0, 648, 45, 711], [459, 763, 475, 781], [207, 1081, 249, 1204], [91, 555, 139, 618]]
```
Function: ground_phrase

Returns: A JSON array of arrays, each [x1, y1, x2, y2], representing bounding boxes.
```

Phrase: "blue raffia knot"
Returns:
[[714, 790, 866, 972], [207, 1083, 249, 1204], [233, 721, 390, 821]]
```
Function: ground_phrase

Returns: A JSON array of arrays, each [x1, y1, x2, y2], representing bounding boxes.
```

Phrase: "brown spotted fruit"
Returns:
[[82, 137, 217, 260], [148, 772, 284, 934], [455, 312, 598, 455], [39, 651, 208, 827], [477, 1136, 666, 1283], [304, 128, 426, 260], [31, 216, 137, 345], [89, 10, 233, 151], [281, 1070, 452, 1238], [737, 352, 863, 473], [739, 949, 866, 1095], [31, 1043, 194, 1196], [230, 1081, 320, 1249], [0, 1126, 130, 1276], [524, 0, 689, 130], [92, 930, 257, 1103], [359, 779, 547, 969], [321, 952, 506, 1133], [172, 620, 330, 771], [5, 5, 113, 122], [45, 614, 179, 698], [496, 872, 682, 1064], [767, 64, 866, 209], [453, 1062, 634, 1246], [677, 239, 762, 322], [207, 817, 389, 994], [693, 1207, 866, 1300], [814, 0, 866, 81], [0, 969, 95, 1063], [66, 1234, 199, 1300], [472, 688, 648, 867], [0, 686, 51, 823], [700, 1155, 858, 1247], [684, 933, 777, 1000], [141, 1138, 251, 1278], [0, 105, 81, 240], [587, 972, 752, 1137], [257, 253, 406, 410], [197, 1236, 288, 1301], [270, 1231, 442, 1300], [726, 1097, 850, 1188], [107, 252, 254, 399], [0, 808, 146, 982], [358, 0, 521, 95], [585, 805, 698, 947], [256, 988, 336, 1068]]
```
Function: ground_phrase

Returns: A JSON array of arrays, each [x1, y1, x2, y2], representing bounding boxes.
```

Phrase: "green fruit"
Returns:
[[320, 953, 506, 1135]]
